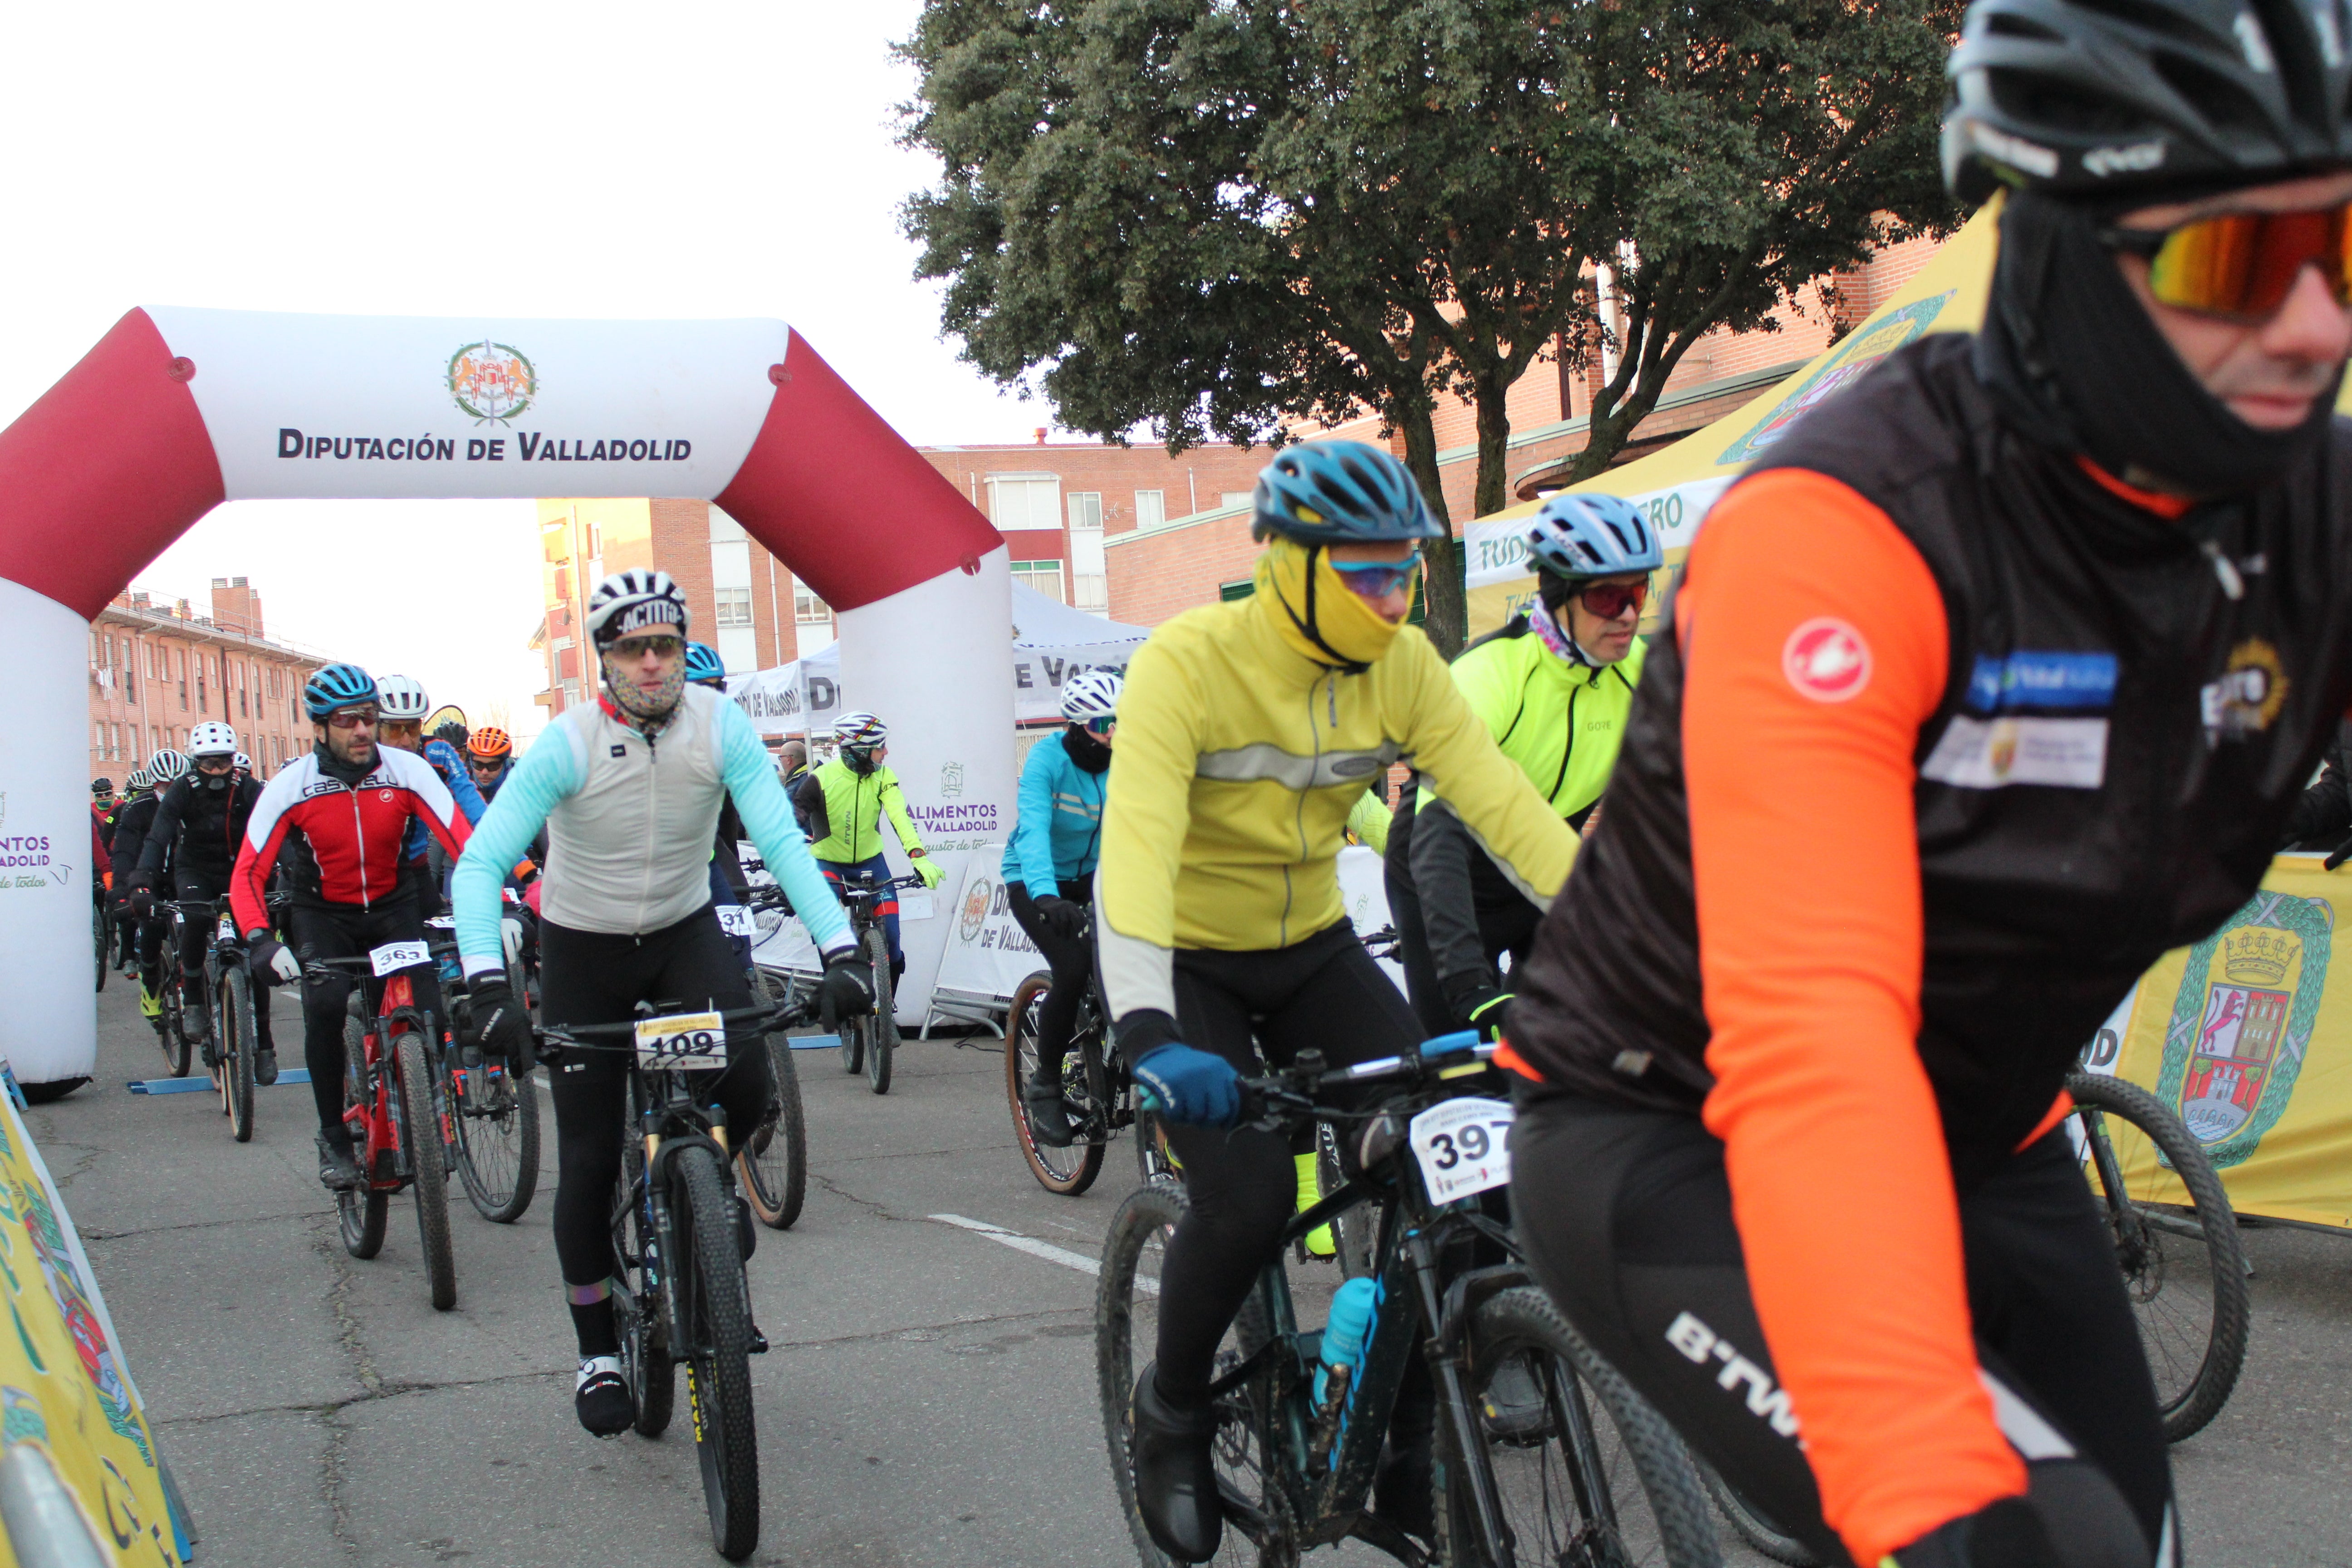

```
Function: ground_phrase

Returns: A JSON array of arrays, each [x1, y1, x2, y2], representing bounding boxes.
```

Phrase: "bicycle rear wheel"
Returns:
[[452, 1055, 540, 1223], [93, 902, 105, 993], [2064, 1070, 2251, 1441], [1097, 1180, 1287, 1567], [1006, 971, 1106, 1196], [396, 1034, 458, 1311], [739, 979, 807, 1229], [1436, 1286, 1720, 1568], [220, 967, 256, 1144], [675, 1142, 760, 1560], [160, 973, 192, 1079], [864, 926, 895, 1095]]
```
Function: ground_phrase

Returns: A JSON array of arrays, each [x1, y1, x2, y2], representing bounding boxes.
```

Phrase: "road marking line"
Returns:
[[930, 1212, 1157, 1295]]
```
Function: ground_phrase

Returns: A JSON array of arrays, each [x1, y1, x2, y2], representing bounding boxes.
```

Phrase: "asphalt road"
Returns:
[[33, 976, 2352, 1567]]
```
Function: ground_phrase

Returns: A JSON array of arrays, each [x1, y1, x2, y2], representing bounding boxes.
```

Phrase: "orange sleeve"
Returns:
[[1681, 469, 2025, 1566]]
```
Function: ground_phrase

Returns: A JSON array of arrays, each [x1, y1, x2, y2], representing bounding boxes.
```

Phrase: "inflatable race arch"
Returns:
[[0, 308, 1015, 1087]]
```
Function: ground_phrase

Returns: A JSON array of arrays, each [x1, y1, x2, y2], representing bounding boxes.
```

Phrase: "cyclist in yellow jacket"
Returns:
[[794, 712, 944, 995], [1099, 440, 1577, 1561], [1387, 490, 1658, 1041]]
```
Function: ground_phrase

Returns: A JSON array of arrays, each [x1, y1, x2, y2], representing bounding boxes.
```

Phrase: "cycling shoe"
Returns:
[[1131, 1363, 1223, 1563], [316, 1132, 363, 1191], [1024, 1078, 1077, 1148], [574, 1356, 635, 1438]]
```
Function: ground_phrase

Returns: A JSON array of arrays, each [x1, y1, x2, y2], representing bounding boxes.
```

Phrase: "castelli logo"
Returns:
[[447, 339, 537, 424], [379, 790, 396, 804], [1782, 618, 1872, 703]]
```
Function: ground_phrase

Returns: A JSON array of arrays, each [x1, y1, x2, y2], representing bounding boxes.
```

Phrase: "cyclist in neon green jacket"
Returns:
[[793, 712, 944, 993]]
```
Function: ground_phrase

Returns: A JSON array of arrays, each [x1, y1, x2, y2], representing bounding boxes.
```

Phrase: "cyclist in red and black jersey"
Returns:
[[230, 664, 471, 1191], [1504, 6, 2352, 1566]]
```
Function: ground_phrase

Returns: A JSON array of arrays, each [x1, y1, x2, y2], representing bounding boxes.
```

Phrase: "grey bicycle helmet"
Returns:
[[1945, 0, 2352, 203]]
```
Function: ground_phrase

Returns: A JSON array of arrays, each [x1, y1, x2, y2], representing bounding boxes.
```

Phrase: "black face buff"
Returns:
[[1975, 191, 2337, 498]]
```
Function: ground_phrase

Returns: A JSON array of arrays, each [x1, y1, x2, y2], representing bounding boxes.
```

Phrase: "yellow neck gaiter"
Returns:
[[1255, 537, 1411, 669]]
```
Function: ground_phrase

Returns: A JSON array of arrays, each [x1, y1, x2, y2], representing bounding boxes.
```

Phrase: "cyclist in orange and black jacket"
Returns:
[[1503, 6, 2352, 1566]]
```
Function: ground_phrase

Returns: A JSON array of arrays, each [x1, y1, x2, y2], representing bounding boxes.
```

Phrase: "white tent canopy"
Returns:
[[729, 582, 1149, 737]]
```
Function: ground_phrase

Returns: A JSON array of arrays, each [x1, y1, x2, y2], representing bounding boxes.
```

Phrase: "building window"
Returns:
[[1067, 492, 1108, 614], [1222, 491, 1253, 511], [794, 583, 831, 624], [1011, 560, 1066, 602], [1135, 490, 1166, 530], [986, 475, 1061, 533], [715, 586, 754, 628]]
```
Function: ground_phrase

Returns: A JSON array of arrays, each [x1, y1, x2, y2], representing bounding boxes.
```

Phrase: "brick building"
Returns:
[[88, 577, 330, 787], [1106, 230, 1945, 628]]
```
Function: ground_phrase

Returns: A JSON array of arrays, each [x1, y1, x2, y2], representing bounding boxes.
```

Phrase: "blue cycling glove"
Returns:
[[1132, 1044, 1242, 1128]]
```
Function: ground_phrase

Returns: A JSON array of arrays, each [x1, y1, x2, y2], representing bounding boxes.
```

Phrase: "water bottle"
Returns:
[[1311, 1275, 1382, 1463]]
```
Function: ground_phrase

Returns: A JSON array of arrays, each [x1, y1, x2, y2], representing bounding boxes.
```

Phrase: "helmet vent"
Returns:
[[2152, 51, 2278, 136]]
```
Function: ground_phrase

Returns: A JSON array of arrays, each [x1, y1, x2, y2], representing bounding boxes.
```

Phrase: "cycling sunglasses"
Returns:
[[2103, 200, 2352, 322], [1328, 547, 1423, 601], [610, 634, 684, 660], [324, 707, 378, 730], [1575, 579, 1649, 620], [193, 755, 235, 773]]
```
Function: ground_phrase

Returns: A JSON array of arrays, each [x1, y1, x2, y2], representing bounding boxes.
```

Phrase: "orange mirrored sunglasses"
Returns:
[[2104, 201, 2352, 322]]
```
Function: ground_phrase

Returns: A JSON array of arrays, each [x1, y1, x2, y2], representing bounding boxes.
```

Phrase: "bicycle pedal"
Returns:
[[747, 1325, 769, 1354]]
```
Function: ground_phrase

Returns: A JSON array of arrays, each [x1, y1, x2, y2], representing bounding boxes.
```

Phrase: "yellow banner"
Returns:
[[0, 1088, 183, 1567], [2099, 857, 2352, 1230]]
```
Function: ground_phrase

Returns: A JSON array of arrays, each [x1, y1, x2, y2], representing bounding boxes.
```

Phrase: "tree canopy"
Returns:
[[900, 0, 1959, 653]]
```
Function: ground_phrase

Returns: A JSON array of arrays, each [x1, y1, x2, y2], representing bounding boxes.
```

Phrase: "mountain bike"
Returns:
[[1703, 1063, 2255, 1568], [310, 947, 458, 1312], [543, 999, 779, 1562], [153, 902, 205, 1079], [194, 897, 270, 1145], [1097, 1034, 1716, 1568], [828, 868, 920, 1096], [1004, 906, 1132, 1197], [423, 914, 541, 1224]]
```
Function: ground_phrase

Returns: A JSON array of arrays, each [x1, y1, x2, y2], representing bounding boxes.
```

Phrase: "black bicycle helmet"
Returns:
[[1945, 0, 2352, 202]]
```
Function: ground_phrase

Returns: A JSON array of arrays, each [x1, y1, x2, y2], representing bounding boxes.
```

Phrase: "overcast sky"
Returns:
[[0, 1, 1067, 740]]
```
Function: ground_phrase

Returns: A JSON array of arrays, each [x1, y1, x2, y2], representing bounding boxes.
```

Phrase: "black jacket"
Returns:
[[138, 774, 264, 883], [111, 794, 163, 880]]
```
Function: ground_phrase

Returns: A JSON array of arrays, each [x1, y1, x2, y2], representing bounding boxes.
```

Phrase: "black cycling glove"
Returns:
[[818, 953, 874, 1031], [468, 978, 529, 1062], [1033, 894, 1088, 941]]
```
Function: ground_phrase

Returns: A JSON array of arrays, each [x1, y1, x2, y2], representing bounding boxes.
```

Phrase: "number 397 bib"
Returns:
[[1406, 1097, 1514, 1204]]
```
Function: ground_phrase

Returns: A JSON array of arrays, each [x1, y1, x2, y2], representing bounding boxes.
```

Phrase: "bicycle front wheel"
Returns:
[[396, 1034, 458, 1312], [864, 926, 895, 1095], [1097, 1180, 1286, 1567], [1436, 1286, 1720, 1568], [2065, 1070, 2251, 1441], [453, 1055, 541, 1223], [674, 1142, 760, 1560], [220, 967, 256, 1144], [1006, 971, 1105, 1196], [160, 975, 192, 1079], [739, 986, 807, 1230]]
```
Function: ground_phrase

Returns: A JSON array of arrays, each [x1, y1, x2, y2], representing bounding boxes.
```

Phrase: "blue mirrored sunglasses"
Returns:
[[1328, 547, 1423, 599]]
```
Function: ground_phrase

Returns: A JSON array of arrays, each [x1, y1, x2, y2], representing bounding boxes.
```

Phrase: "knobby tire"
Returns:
[[221, 966, 256, 1144], [1006, 970, 1105, 1197], [864, 925, 895, 1095], [397, 1033, 458, 1311], [739, 1018, 807, 1230], [339, 1013, 388, 1259], [676, 1143, 760, 1560], [615, 1131, 676, 1439]]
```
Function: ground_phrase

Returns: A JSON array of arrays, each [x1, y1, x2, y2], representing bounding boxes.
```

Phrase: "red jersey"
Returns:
[[231, 747, 468, 935]]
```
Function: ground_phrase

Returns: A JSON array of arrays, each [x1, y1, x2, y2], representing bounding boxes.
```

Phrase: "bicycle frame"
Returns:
[[311, 957, 439, 1191]]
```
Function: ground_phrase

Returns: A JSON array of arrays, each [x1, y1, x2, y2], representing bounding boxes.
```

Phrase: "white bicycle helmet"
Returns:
[[188, 721, 238, 759], [234, 752, 252, 773], [148, 749, 190, 783], [1059, 669, 1125, 724], [833, 712, 888, 748], [127, 766, 150, 791], [1525, 493, 1662, 581], [375, 675, 431, 721], [586, 568, 690, 649]]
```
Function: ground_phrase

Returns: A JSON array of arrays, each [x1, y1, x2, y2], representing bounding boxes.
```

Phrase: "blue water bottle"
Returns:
[[1313, 1276, 1382, 1415]]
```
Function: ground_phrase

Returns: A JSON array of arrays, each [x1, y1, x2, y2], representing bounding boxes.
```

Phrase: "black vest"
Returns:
[[1509, 335, 2352, 1183]]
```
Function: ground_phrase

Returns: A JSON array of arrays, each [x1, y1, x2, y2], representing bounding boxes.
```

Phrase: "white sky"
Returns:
[[0, 1, 1069, 741]]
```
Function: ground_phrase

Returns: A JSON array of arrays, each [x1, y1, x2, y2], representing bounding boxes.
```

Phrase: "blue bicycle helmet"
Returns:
[[1250, 441, 1443, 545], [1525, 493, 1662, 580], [685, 641, 726, 688], [304, 662, 378, 720]]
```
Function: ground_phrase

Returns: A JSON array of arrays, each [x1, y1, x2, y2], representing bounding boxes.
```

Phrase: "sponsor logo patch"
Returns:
[[2200, 638, 2288, 744], [1781, 618, 1872, 703], [1921, 715, 2108, 790], [1965, 650, 2117, 714]]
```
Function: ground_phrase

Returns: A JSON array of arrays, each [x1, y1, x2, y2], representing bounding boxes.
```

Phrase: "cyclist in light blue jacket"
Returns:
[[1005, 669, 1122, 1147]]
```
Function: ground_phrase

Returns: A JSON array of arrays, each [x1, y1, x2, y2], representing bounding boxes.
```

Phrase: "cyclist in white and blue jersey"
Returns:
[[451, 569, 871, 1437]]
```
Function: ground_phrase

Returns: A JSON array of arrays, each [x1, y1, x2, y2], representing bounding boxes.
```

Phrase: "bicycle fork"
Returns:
[[1403, 1229, 1514, 1557]]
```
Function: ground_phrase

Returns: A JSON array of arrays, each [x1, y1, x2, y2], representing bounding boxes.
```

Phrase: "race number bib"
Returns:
[[633, 1010, 728, 1070], [423, 915, 456, 931], [216, 913, 237, 942], [1407, 1097, 1515, 1204], [715, 905, 756, 938], [369, 941, 431, 976]]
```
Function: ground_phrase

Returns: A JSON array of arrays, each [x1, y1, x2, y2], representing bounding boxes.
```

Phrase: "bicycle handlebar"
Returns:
[[1229, 1030, 1495, 1127], [533, 1000, 788, 1053]]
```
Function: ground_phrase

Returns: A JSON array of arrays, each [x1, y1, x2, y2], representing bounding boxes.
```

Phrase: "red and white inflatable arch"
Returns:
[[0, 307, 1013, 1087]]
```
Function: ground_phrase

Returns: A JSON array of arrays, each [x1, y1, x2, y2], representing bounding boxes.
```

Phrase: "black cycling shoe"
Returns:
[[1131, 1363, 1223, 1563], [574, 1356, 635, 1437], [1024, 1078, 1077, 1148], [254, 1046, 278, 1086], [1480, 1356, 1553, 1444], [736, 1194, 757, 1263], [747, 1322, 769, 1355], [316, 1132, 363, 1191]]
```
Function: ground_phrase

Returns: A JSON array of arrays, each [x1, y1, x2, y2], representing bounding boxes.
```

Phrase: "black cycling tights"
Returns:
[[540, 907, 770, 1355], [1006, 878, 1093, 1088], [287, 897, 438, 1137], [1511, 1089, 2174, 1567], [1152, 921, 1420, 1403]]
